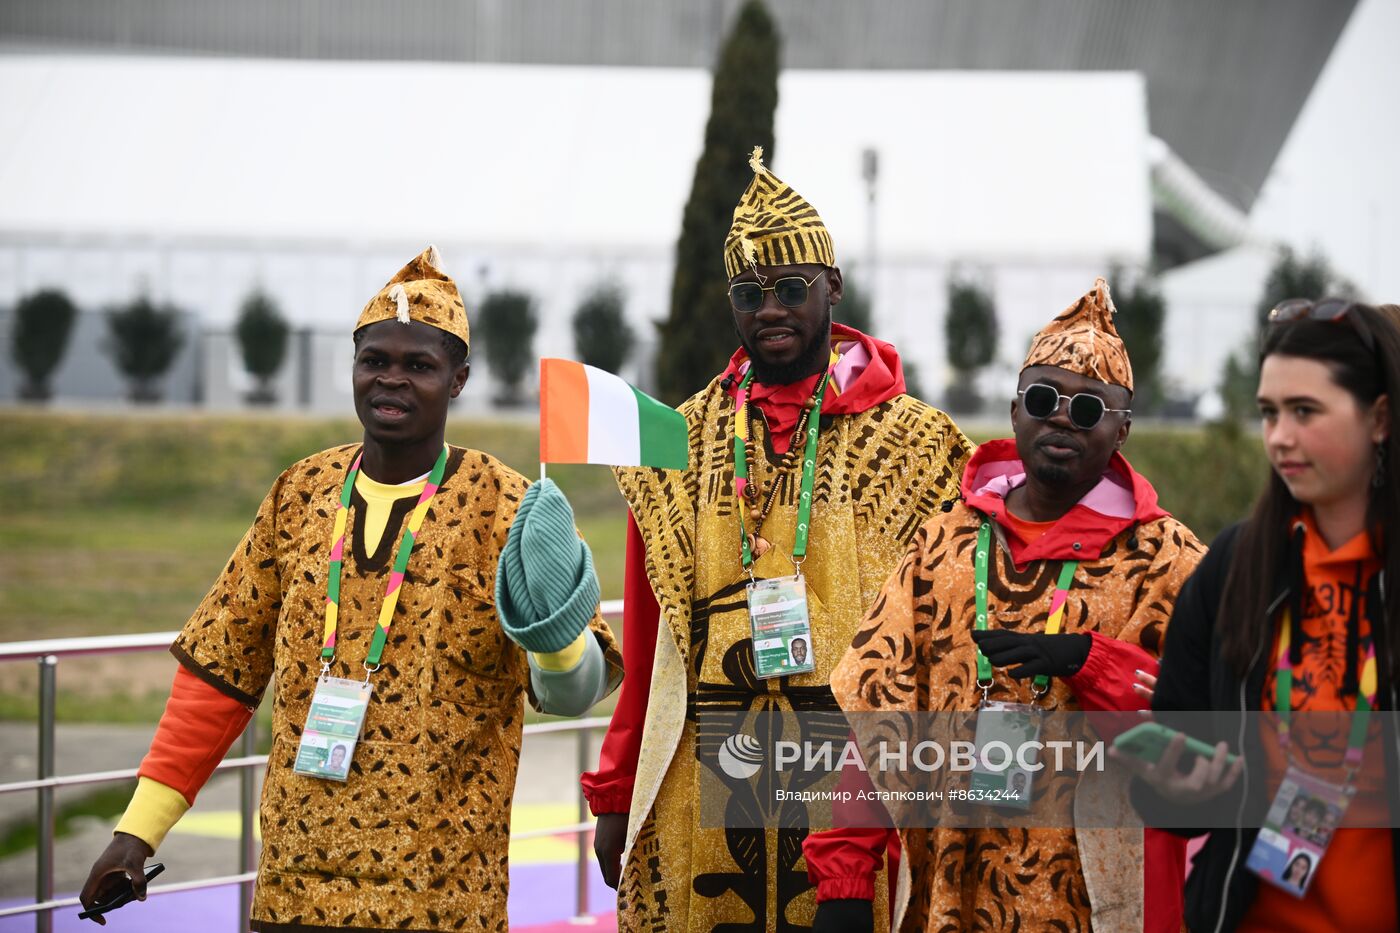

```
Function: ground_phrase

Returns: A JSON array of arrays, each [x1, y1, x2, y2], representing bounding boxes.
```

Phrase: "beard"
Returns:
[[1031, 460, 1073, 486], [741, 307, 833, 386]]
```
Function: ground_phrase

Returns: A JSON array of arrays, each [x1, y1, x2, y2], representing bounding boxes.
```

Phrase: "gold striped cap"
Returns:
[[1022, 276, 1134, 393], [354, 245, 470, 350], [723, 147, 835, 279]]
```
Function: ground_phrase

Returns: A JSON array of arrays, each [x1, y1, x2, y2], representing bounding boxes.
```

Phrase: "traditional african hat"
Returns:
[[354, 245, 470, 349], [723, 147, 836, 279], [1022, 276, 1134, 393]]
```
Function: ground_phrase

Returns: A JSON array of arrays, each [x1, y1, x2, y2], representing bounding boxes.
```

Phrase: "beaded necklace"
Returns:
[[733, 368, 832, 569]]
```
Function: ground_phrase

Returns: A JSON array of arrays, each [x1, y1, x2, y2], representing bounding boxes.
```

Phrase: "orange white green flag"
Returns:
[[539, 358, 689, 471]]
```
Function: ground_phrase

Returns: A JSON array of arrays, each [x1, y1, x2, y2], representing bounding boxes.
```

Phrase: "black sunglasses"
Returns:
[[1267, 298, 1375, 352], [1018, 383, 1130, 430], [728, 271, 826, 314]]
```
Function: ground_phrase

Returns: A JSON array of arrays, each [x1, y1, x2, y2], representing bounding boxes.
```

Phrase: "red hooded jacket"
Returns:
[[803, 439, 1188, 933]]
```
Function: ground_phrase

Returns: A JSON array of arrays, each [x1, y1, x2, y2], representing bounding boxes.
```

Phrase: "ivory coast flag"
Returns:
[[539, 359, 689, 470]]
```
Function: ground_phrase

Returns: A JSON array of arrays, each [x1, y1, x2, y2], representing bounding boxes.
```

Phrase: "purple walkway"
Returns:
[[0, 863, 617, 931]]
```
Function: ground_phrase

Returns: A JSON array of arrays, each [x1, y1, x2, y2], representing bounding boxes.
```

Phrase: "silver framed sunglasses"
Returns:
[[1018, 383, 1130, 430], [728, 270, 826, 313]]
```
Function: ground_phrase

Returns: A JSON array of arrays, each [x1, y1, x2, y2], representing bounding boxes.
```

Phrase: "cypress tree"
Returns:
[[478, 289, 538, 406], [11, 288, 79, 402], [106, 293, 185, 403], [655, 0, 780, 404], [1218, 247, 1352, 421], [573, 282, 635, 375], [235, 288, 291, 405], [1253, 246, 1349, 331], [943, 278, 998, 413]]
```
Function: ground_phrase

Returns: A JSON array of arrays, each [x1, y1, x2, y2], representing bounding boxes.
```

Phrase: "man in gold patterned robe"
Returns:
[[80, 247, 622, 932], [582, 149, 971, 932]]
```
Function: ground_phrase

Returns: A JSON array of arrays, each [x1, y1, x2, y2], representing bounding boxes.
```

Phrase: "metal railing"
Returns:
[[0, 598, 624, 932]]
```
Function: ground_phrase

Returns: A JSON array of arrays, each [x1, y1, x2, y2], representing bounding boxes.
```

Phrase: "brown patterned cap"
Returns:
[[1022, 276, 1133, 393], [354, 245, 470, 350], [723, 147, 835, 279]]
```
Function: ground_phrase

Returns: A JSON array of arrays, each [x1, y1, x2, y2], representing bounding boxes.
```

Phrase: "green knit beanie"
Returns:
[[494, 478, 600, 654]]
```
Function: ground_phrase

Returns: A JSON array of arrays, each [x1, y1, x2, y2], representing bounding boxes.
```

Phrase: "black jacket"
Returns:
[[1131, 522, 1400, 933]]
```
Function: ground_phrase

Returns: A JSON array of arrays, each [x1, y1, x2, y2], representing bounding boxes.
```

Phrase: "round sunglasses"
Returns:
[[728, 270, 826, 313], [1018, 383, 1130, 430]]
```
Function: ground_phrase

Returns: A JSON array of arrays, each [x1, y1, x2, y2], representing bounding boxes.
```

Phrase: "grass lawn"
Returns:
[[0, 410, 628, 723], [0, 405, 1267, 861], [0, 408, 1265, 724]]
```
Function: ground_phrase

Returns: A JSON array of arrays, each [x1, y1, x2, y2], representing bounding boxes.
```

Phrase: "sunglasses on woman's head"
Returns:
[[728, 270, 826, 314], [1268, 298, 1375, 352], [1018, 383, 1131, 430]]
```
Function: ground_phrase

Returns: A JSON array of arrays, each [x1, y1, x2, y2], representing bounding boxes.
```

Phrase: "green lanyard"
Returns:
[[973, 521, 1078, 695], [1274, 609, 1377, 778], [732, 369, 830, 571], [321, 445, 449, 672]]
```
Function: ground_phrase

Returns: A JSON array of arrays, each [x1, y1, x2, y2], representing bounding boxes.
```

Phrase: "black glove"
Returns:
[[812, 898, 873, 933], [593, 813, 627, 889], [970, 630, 1092, 679]]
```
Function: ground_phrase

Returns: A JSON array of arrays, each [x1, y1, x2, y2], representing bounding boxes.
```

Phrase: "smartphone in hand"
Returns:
[[1113, 722, 1238, 767], [78, 862, 164, 921]]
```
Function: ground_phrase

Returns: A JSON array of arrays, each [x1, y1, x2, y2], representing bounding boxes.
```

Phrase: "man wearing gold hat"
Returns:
[[79, 248, 622, 930], [825, 279, 1204, 931], [581, 149, 971, 931]]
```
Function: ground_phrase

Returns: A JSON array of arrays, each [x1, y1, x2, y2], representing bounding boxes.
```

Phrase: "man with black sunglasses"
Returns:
[[581, 147, 971, 932], [823, 277, 1206, 932]]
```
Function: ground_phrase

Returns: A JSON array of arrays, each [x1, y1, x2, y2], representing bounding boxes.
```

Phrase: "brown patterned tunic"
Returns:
[[173, 445, 622, 932], [832, 495, 1204, 933]]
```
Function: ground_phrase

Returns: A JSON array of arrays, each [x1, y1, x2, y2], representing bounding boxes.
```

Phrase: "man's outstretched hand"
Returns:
[[79, 832, 154, 925]]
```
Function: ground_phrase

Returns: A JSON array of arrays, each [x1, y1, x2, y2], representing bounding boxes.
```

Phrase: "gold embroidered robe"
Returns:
[[614, 376, 969, 932], [173, 445, 622, 932]]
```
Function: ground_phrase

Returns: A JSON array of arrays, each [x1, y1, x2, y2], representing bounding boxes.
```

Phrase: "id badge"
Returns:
[[747, 574, 815, 679], [293, 676, 373, 782], [1245, 764, 1351, 897], [969, 701, 1041, 809]]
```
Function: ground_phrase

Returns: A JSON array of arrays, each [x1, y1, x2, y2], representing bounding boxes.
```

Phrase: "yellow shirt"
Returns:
[[355, 470, 586, 670]]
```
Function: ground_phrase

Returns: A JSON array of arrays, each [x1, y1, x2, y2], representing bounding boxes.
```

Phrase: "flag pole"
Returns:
[[538, 359, 548, 484]]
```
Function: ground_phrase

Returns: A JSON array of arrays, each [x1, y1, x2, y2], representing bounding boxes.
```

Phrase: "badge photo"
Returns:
[[747, 575, 816, 679], [293, 676, 373, 783]]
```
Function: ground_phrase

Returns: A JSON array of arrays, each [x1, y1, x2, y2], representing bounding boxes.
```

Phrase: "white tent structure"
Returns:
[[0, 56, 1150, 257], [0, 54, 1151, 408]]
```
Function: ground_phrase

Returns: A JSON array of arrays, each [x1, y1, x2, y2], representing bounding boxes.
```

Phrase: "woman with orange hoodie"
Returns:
[[1129, 300, 1400, 932]]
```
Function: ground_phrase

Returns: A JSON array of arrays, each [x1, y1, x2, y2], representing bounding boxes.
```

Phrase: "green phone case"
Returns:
[[1113, 721, 1238, 766]]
